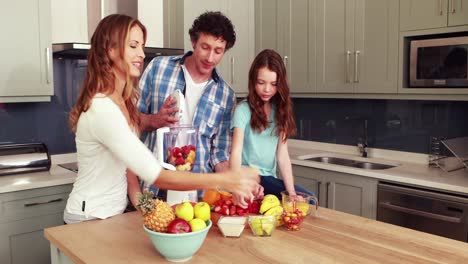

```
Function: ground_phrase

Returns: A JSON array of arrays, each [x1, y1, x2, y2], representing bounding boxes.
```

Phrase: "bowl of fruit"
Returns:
[[248, 215, 277, 237], [280, 191, 318, 231], [137, 191, 212, 262]]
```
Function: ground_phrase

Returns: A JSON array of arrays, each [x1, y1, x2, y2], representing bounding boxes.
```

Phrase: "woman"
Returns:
[[229, 49, 315, 207], [64, 14, 258, 224]]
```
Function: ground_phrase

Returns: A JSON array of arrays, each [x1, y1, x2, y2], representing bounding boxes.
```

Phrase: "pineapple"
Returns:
[[136, 190, 175, 232]]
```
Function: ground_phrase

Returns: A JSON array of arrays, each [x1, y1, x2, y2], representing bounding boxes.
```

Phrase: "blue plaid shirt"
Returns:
[[138, 52, 236, 177]]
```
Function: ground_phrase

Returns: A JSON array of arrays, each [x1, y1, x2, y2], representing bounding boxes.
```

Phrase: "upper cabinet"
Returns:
[[400, 0, 468, 31], [255, 0, 316, 94], [184, 0, 255, 96], [0, 0, 53, 103], [255, 0, 399, 95], [316, 0, 399, 94]]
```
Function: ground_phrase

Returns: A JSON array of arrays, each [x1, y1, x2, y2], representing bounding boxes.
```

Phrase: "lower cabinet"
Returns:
[[0, 184, 72, 264], [293, 165, 377, 219]]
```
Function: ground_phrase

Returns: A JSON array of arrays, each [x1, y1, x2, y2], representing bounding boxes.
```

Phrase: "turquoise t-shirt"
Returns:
[[231, 101, 278, 177]]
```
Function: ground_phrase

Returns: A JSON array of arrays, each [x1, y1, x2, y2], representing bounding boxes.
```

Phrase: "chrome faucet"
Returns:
[[357, 119, 368, 158]]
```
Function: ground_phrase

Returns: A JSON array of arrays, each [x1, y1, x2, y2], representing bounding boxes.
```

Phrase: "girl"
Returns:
[[230, 49, 315, 207], [64, 14, 258, 224]]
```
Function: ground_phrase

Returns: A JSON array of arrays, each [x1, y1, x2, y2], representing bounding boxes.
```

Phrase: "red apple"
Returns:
[[167, 218, 192, 234]]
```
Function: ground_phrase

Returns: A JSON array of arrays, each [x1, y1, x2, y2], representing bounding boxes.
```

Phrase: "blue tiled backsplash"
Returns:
[[1, 59, 467, 154]]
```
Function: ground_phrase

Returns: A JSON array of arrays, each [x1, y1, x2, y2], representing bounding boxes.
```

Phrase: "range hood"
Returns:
[[52, 43, 184, 60]]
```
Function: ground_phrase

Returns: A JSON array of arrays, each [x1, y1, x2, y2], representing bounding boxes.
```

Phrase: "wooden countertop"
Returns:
[[44, 208, 468, 264]]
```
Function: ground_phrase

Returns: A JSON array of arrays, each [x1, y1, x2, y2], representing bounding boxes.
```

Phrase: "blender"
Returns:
[[156, 125, 198, 205]]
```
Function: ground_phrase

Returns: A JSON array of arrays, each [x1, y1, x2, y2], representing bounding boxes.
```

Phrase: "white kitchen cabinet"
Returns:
[[0, 184, 72, 264], [184, 0, 255, 96], [315, 0, 399, 94], [255, 0, 398, 95], [293, 165, 378, 219], [0, 0, 53, 103], [400, 0, 468, 31]]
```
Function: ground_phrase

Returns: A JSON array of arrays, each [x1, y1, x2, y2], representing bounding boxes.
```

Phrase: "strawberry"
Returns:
[[215, 199, 224, 207], [213, 205, 221, 213], [224, 199, 233, 206], [236, 207, 245, 216], [175, 157, 185, 165], [230, 205, 237, 216], [189, 145, 196, 151], [221, 205, 230, 216]]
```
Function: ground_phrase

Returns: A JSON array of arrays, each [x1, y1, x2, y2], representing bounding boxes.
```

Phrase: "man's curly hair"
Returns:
[[189, 11, 236, 50]]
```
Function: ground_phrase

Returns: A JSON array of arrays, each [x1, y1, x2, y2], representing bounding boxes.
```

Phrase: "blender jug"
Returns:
[[156, 125, 198, 205]]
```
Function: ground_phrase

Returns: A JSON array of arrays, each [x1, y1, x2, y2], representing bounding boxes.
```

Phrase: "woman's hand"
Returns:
[[232, 183, 264, 209], [222, 167, 259, 208]]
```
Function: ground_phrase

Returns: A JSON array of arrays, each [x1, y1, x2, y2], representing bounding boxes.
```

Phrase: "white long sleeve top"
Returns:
[[65, 94, 161, 220]]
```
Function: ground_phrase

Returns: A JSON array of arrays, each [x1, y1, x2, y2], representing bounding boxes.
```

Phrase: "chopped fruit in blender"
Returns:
[[167, 145, 196, 170]]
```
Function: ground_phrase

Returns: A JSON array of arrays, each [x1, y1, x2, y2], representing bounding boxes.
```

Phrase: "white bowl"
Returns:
[[217, 216, 247, 237]]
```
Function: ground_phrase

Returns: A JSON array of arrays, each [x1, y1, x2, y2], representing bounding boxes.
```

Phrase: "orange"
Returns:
[[202, 189, 221, 205], [218, 190, 233, 201]]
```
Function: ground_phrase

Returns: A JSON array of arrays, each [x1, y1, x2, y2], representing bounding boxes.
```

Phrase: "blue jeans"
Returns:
[[260, 176, 316, 205]]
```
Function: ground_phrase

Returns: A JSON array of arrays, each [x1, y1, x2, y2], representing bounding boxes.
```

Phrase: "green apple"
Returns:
[[175, 202, 194, 222], [194, 202, 211, 221], [189, 218, 207, 232]]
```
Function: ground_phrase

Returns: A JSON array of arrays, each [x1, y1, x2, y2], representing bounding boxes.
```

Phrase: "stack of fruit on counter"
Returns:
[[259, 194, 285, 226], [167, 145, 196, 171], [137, 190, 211, 234], [202, 189, 261, 222], [202, 189, 312, 233]]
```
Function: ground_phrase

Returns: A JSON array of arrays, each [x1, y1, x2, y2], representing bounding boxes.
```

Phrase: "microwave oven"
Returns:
[[409, 36, 468, 88]]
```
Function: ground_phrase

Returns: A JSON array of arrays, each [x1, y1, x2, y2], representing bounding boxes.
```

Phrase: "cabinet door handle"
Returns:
[[24, 198, 63, 207], [283, 56, 288, 67], [379, 202, 462, 223], [317, 181, 322, 202], [345, 51, 351, 83], [325, 182, 331, 208], [450, 0, 456, 13], [354, 50, 360, 83], [230, 56, 235, 85], [439, 0, 444, 15], [45, 47, 51, 84]]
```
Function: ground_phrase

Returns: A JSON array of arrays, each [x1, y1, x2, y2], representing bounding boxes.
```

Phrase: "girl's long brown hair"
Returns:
[[247, 49, 296, 142], [69, 14, 147, 133]]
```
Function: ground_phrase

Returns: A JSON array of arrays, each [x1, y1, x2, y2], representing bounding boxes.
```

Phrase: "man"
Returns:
[[137, 11, 236, 187]]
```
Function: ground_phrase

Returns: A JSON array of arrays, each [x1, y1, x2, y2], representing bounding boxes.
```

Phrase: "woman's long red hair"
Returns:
[[247, 49, 296, 142], [69, 14, 147, 132]]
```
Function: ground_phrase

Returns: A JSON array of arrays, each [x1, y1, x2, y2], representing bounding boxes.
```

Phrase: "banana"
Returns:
[[259, 195, 281, 214], [264, 205, 284, 216], [264, 205, 285, 227]]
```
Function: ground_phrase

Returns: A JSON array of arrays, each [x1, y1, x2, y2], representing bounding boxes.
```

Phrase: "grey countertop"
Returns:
[[2, 141, 468, 196], [0, 153, 77, 193], [288, 139, 468, 195]]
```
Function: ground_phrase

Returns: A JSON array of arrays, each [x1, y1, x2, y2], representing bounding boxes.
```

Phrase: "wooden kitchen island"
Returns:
[[44, 208, 468, 263]]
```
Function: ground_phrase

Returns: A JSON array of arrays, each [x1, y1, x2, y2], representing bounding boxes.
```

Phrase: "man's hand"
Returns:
[[140, 96, 179, 131]]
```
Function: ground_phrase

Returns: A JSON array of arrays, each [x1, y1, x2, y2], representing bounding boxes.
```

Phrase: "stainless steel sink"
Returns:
[[305, 157, 355, 166], [304, 156, 396, 170], [350, 162, 396, 170]]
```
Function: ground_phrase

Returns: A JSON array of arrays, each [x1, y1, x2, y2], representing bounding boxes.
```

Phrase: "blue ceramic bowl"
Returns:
[[143, 220, 212, 262]]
